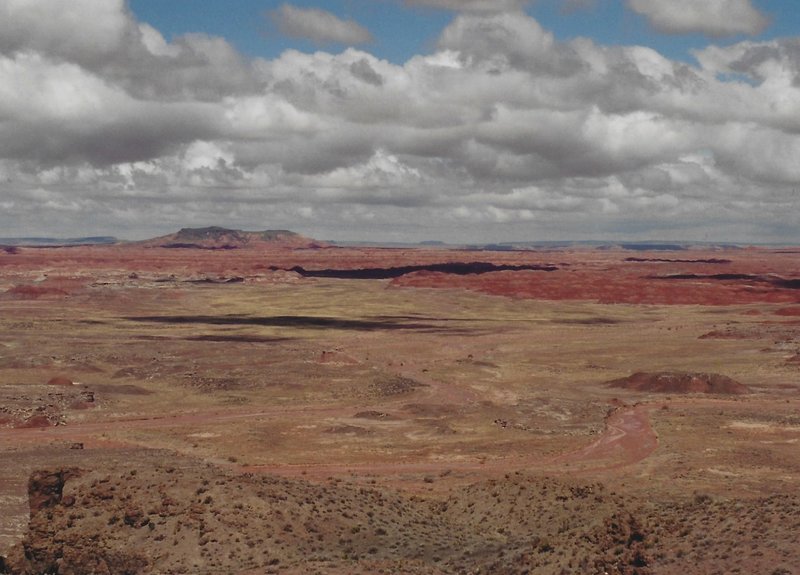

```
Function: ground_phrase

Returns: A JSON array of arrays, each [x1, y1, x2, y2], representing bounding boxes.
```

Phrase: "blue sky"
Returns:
[[1, 0, 800, 242], [127, 0, 799, 65], [127, 0, 453, 63]]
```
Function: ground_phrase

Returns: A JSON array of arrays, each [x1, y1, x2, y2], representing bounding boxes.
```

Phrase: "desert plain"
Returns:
[[0, 228, 799, 574]]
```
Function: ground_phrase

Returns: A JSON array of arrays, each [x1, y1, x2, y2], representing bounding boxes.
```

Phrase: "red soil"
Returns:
[[551, 404, 657, 470], [2, 244, 800, 306], [391, 268, 800, 305], [3, 276, 90, 300], [4, 285, 69, 299], [607, 372, 750, 395], [16, 415, 54, 429], [775, 307, 800, 316], [318, 350, 360, 365], [47, 377, 74, 387]]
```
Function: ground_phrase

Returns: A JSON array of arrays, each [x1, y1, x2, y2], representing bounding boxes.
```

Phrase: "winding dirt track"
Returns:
[[240, 403, 661, 479], [0, 389, 660, 552], [549, 404, 658, 471], [0, 399, 660, 476]]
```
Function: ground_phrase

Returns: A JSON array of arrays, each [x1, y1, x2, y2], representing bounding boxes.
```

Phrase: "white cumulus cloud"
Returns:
[[404, 0, 529, 12], [627, 0, 769, 37], [0, 0, 131, 63], [0, 0, 799, 243], [271, 4, 373, 45]]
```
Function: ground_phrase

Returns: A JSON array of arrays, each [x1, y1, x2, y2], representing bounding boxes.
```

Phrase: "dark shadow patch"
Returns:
[[370, 315, 456, 321], [271, 261, 558, 280], [625, 257, 731, 264], [184, 277, 244, 284], [130, 333, 290, 343], [89, 384, 153, 396], [125, 314, 439, 332], [708, 273, 764, 281], [555, 317, 621, 325], [773, 278, 800, 290], [456, 357, 499, 368], [353, 411, 398, 420]]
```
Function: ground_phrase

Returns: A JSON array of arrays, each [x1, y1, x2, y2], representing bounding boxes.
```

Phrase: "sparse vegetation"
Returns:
[[1, 242, 799, 573]]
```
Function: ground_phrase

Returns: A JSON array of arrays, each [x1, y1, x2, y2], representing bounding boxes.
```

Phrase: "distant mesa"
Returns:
[[140, 226, 324, 250], [0, 227, 324, 249], [466, 243, 520, 252], [607, 372, 750, 395]]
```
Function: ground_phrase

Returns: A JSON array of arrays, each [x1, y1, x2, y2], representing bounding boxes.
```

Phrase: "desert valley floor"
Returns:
[[0, 231, 799, 574]]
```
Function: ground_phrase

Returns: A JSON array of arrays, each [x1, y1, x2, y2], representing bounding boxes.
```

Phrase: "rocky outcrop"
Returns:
[[2, 465, 798, 574], [594, 512, 652, 575], [0, 385, 95, 429], [3, 468, 148, 575], [27, 469, 82, 515]]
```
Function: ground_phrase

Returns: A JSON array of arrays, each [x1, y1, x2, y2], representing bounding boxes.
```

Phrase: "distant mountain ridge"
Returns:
[[0, 229, 764, 251], [0, 236, 117, 247]]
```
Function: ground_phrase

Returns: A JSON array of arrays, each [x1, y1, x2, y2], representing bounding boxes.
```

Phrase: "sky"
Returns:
[[1, 0, 800, 243]]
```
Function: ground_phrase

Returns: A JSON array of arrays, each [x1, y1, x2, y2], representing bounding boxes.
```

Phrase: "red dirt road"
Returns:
[[550, 404, 658, 472], [0, 401, 660, 477]]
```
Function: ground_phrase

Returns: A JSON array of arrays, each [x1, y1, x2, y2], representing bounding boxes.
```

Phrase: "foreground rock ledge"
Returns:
[[2, 462, 798, 575]]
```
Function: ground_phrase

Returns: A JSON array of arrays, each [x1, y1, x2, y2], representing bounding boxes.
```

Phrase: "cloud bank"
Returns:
[[271, 4, 373, 45], [627, 0, 769, 37], [404, 0, 530, 13], [0, 0, 798, 243]]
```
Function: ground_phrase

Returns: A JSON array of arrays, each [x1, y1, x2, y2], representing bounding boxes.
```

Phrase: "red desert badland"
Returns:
[[1, 227, 799, 574]]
